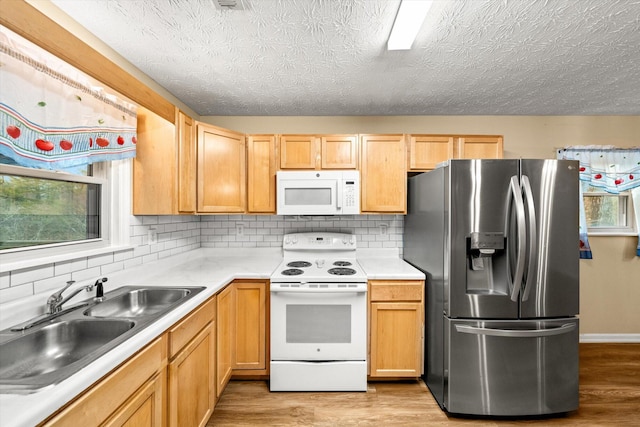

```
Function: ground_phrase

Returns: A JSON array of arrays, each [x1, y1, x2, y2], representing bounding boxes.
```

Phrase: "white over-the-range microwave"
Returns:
[[276, 170, 360, 215]]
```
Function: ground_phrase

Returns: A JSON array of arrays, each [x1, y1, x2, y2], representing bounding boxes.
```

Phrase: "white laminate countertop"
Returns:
[[0, 247, 424, 427]]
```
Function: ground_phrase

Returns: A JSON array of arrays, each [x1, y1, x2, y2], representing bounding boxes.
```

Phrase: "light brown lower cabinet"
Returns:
[[232, 280, 269, 377], [39, 280, 268, 426], [167, 296, 217, 427], [368, 280, 425, 378], [102, 371, 165, 427], [42, 336, 167, 426], [216, 284, 234, 397]]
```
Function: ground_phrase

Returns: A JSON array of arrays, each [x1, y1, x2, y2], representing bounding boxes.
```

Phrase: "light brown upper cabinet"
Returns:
[[279, 134, 358, 170], [407, 135, 454, 171], [360, 134, 407, 214], [133, 107, 178, 215], [321, 134, 358, 169], [407, 134, 504, 172], [133, 108, 197, 215], [177, 111, 196, 214], [197, 123, 246, 213], [247, 135, 277, 214], [455, 135, 504, 159]]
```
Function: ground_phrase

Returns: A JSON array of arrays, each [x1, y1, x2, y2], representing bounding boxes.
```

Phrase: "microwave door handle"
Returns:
[[335, 181, 342, 211]]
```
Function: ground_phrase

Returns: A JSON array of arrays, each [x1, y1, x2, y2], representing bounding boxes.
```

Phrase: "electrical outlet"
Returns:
[[148, 227, 157, 244], [379, 223, 388, 235], [236, 223, 245, 236]]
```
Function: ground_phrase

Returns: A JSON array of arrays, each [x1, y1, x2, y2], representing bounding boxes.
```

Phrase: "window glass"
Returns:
[[582, 184, 634, 233], [0, 172, 100, 250]]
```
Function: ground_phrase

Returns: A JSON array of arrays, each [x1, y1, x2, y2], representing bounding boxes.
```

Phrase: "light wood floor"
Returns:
[[207, 344, 640, 426]]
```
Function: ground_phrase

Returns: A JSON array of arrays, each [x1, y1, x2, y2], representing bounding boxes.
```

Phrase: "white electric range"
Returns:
[[270, 232, 368, 392]]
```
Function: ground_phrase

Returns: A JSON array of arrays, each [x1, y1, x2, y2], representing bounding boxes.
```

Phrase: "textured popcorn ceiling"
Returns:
[[51, 0, 640, 116]]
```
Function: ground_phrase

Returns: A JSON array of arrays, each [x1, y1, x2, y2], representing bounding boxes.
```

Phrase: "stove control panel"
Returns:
[[283, 232, 356, 249]]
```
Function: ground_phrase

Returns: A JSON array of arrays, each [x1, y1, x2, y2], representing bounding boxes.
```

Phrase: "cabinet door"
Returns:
[[102, 372, 165, 427], [360, 134, 406, 213], [408, 135, 454, 171], [370, 302, 422, 377], [247, 135, 277, 213], [216, 285, 235, 397], [321, 135, 358, 169], [279, 135, 318, 169], [177, 111, 196, 214], [168, 322, 216, 427], [197, 123, 246, 213], [133, 107, 178, 215], [456, 136, 504, 159], [233, 281, 268, 375]]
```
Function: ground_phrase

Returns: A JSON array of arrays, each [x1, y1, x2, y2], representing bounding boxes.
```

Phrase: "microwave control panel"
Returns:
[[341, 172, 360, 214]]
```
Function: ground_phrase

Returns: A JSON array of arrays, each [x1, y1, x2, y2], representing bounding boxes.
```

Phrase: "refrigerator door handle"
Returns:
[[508, 175, 526, 302], [520, 175, 537, 301], [455, 323, 576, 338]]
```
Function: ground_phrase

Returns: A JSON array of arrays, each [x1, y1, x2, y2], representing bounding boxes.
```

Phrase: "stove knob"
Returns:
[[284, 237, 291, 244]]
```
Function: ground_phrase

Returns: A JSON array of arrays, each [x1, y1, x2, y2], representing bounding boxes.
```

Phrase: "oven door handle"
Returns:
[[270, 288, 366, 294]]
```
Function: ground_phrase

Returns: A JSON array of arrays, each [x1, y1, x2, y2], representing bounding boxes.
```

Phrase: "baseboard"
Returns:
[[580, 334, 640, 343]]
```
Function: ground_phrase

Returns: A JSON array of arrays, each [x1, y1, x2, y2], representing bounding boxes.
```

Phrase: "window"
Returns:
[[583, 185, 636, 235], [0, 160, 130, 268], [0, 163, 107, 251]]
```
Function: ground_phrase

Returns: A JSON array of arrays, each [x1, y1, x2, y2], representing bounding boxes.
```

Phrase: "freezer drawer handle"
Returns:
[[455, 323, 576, 338]]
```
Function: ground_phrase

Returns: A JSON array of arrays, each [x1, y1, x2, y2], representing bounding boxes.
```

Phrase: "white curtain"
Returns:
[[558, 146, 640, 258], [0, 25, 137, 170]]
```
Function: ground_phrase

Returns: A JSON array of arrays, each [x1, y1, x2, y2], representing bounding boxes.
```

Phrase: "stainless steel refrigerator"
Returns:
[[404, 159, 580, 416]]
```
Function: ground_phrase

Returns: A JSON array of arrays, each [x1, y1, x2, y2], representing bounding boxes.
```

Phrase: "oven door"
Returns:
[[270, 287, 367, 361]]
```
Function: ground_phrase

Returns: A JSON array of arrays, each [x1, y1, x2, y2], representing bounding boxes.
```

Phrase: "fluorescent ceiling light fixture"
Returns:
[[387, 0, 433, 50]]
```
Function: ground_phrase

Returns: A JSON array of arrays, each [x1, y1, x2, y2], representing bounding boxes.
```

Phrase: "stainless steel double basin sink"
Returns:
[[0, 286, 205, 394]]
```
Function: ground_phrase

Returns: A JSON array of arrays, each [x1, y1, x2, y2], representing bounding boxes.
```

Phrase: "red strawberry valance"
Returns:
[[0, 25, 137, 171]]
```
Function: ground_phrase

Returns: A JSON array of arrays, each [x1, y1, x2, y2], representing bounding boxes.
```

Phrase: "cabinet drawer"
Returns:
[[169, 295, 216, 358], [369, 281, 424, 302]]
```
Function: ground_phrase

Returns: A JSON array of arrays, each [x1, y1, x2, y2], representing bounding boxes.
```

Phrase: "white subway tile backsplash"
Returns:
[[33, 274, 72, 294], [101, 261, 125, 275], [71, 266, 102, 283], [2, 214, 401, 302], [11, 264, 55, 287], [0, 283, 34, 303], [88, 253, 115, 268], [1, 272, 10, 289]]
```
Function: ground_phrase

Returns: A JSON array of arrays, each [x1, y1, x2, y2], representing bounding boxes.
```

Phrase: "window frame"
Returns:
[[583, 189, 637, 236], [0, 161, 131, 271]]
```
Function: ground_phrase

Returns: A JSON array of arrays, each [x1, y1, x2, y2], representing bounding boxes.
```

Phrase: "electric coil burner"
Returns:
[[287, 261, 312, 268], [281, 268, 304, 276], [328, 267, 356, 276], [270, 232, 367, 392]]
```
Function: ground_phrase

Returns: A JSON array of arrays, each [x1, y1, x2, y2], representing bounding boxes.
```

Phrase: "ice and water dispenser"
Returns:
[[466, 231, 507, 294]]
